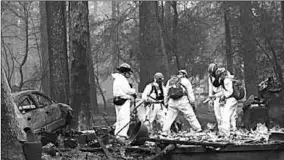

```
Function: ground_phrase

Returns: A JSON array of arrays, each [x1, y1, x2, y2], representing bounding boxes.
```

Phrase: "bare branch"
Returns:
[[7, 3, 25, 20]]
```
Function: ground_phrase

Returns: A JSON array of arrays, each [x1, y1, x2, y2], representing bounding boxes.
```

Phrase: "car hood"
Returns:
[[58, 103, 73, 113]]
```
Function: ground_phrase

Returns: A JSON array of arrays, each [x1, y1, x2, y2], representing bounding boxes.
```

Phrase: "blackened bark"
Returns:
[[1, 69, 25, 160], [282, 2, 284, 39], [46, 2, 70, 104], [239, 2, 258, 97], [19, 4, 30, 90], [139, 1, 169, 92], [172, 1, 181, 70], [280, 1, 284, 88], [224, 2, 233, 74], [111, 1, 119, 70], [69, 1, 92, 129], [39, 1, 50, 96], [155, 2, 170, 79]]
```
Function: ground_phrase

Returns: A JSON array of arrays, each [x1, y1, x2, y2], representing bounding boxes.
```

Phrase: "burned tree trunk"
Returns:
[[223, 2, 233, 74], [239, 1, 258, 97], [282, 1, 284, 39], [69, 1, 92, 130], [46, 2, 70, 104], [139, 1, 169, 91], [172, 1, 181, 71], [1, 69, 25, 160], [39, 1, 50, 96], [111, 1, 119, 69]]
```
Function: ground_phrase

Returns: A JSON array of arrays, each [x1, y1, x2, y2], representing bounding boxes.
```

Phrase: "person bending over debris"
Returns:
[[112, 63, 136, 141], [207, 63, 232, 131], [162, 70, 202, 135], [210, 68, 238, 136], [142, 72, 167, 134]]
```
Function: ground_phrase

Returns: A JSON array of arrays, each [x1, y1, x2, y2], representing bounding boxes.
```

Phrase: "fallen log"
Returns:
[[144, 138, 231, 148], [146, 144, 176, 160], [93, 128, 114, 160]]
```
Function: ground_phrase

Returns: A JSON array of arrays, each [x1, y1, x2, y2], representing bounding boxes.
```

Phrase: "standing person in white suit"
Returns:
[[207, 63, 223, 130], [112, 63, 136, 141], [211, 68, 238, 135], [142, 72, 167, 134], [207, 63, 236, 134], [162, 70, 202, 135]]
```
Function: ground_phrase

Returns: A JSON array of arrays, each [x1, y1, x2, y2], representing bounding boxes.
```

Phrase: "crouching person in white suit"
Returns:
[[142, 72, 167, 134], [112, 63, 136, 141], [162, 70, 202, 135]]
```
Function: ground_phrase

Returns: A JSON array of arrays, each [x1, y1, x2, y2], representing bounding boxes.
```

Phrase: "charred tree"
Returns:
[[69, 1, 93, 130], [111, 1, 119, 69], [155, 2, 170, 79], [1, 69, 25, 160], [239, 2, 258, 97], [39, 1, 50, 96], [46, 2, 69, 104], [282, 2, 284, 39], [172, 1, 181, 70], [223, 2, 233, 74], [139, 1, 169, 91]]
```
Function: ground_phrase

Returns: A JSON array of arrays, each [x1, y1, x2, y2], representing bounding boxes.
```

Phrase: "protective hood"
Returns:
[[112, 73, 122, 79]]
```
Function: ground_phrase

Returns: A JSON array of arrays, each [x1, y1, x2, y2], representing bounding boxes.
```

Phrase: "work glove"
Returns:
[[208, 100, 214, 107], [209, 95, 216, 100], [164, 102, 169, 109], [131, 93, 137, 99], [190, 101, 196, 112]]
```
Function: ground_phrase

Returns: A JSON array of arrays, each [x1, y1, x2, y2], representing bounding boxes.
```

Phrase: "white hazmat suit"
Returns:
[[162, 77, 202, 134], [112, 73, 136, 138], [142, 82, 167, 133], [213, 75, 238, 135]]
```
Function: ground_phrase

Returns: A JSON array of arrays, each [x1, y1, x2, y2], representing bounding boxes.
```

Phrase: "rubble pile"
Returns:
[[155, 123, 284, 145], [39, 123, 284, 159]]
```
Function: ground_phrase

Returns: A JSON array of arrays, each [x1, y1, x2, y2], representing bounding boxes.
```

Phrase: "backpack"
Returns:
[[221, 78, 245, 100], [149, 83, 164, 101], [231, 80, 245, 100], [168, 77, 186, 100]]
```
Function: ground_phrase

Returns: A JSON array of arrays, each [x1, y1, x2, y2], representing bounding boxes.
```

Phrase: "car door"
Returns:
[[18, 94, 47, 133], [31, 92, 63, 132]]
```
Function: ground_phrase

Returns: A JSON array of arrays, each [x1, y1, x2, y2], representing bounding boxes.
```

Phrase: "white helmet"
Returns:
[[116, 63, 132, 73], [154, 72, 164, 80], [178, 69, 188, 77]]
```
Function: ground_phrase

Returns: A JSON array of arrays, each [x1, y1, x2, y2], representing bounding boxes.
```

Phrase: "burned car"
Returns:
[[12, 90, 73, 139]]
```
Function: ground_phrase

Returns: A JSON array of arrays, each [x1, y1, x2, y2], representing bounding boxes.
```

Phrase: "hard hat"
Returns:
[[215, 68, 226, 77], [177, 69, 188, 77], [116, 63, 132, 73], [208, 63, 217, 75], [154, 72, 164, 80]]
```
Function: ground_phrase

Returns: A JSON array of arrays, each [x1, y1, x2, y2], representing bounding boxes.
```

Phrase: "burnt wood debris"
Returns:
[[1, 1, 284, 160]]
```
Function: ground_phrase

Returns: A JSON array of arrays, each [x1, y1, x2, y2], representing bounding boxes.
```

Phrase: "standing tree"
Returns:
[[172, 1, 181, 70], [139, 1, 169, 91], [69, 1, 93, 129], [46, 2, 70, 104], [239, 1, 258, 97], [282, 2, 284, 39], [223, 2, 233, 73], [39, 1, 50, 96], [1, 69, 25, 160], [111, 1, 119, 69]]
